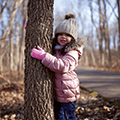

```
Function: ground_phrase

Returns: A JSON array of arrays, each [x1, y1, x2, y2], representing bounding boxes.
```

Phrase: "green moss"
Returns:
[[80, 85, 119, 107], [88, 89, 93, 93], [90, 91, 98, 97], [97, 109, 102, 113], [91, 100, 98, 103], [80, 85, 93, 93], [111, 101, 119, 106], [93, 91, 98, 95], [87, 111, 92, 113], [100, 96, 110, 102]]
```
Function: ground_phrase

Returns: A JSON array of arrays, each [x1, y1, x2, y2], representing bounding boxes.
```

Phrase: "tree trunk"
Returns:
[[0, 0, 23, 43], [18, 0, 26, 77], [98, 0, 103, 66], [0, 0, 8, 24], [85, 50, 89, 66], [103, 0, 111, 67], [0, 44, 3, 75], [24, 0, 54, 120], [117, 0, 120, 57], [15, 30, 19, 72], [9, 30, 14, 73], [91, 47, 96, 66]]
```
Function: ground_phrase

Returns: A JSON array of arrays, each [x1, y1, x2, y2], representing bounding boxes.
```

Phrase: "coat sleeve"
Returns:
[[42, 50, 78, 73]]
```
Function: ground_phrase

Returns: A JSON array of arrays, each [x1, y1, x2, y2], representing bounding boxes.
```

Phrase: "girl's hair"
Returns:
[[52, 35, 75, 55]]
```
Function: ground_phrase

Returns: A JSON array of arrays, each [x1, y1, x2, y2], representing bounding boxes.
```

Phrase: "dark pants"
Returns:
[[54, 101, 77, 120]]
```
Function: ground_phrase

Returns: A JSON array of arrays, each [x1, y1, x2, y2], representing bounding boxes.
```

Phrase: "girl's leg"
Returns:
[[62, 101, 77, 120], [54, 101, 65, 120]]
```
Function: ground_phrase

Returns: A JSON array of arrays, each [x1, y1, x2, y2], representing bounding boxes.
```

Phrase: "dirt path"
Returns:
[[76, 66, 120, 104]]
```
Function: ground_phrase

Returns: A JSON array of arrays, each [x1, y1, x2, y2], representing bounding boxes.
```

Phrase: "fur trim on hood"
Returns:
[[64, 37, 87, 52]]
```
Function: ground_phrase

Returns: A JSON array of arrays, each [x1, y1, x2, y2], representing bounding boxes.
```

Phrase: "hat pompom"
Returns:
[[65, 13, 75, 20]]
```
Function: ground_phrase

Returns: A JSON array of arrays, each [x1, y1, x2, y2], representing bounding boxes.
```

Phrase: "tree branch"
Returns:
[[106, 0, 118, 19]]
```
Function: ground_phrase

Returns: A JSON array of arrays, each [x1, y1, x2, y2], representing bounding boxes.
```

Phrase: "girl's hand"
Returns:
[[31, 46, 46, 60]]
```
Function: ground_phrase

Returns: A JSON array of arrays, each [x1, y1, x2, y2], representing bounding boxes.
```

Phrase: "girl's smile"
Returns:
[[57, 33, 72, 46]]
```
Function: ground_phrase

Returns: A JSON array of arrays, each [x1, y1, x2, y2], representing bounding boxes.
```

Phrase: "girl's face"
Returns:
[[57, 33, 72, 46]]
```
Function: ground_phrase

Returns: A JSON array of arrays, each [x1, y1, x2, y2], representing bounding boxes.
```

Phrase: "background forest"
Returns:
[[0, 0, 120, 79], [0, 0, 120, 119]]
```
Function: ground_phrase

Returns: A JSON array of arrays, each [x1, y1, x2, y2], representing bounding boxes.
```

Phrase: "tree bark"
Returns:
[[15, 29, 19, 72], [9, 30, 14, 73], [89, 0, 103, 66], [0, 0, 23, 43], [0, 0, 8, 24], [24, 0, 54, 120], [91, 47, 96, 66], [18, 0, 26, 77], [117, 0, 120, 57], [0, 44, 3, 75], [98, 0, 103, 66], [103, 0, 111, 67]]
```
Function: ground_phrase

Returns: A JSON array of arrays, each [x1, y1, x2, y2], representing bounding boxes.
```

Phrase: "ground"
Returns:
[[0, 68, 120, 120]]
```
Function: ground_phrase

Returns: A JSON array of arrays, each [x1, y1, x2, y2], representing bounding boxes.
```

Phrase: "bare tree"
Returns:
[[111, 21, 118, 51], [0, 0, 24, 74], [89, 0, 104, 66], [103, 0, 111, 67], [18, 0, 27, 78], [9, 29, 14, 73], [0, 0, 9, 24], [106, 0, 120, 58], [0, 0, 23, 42], [0, 0, 9, 74], [24, 0, 54, 120], [117, 0, 120, 57], [98, 0, 105, 66]]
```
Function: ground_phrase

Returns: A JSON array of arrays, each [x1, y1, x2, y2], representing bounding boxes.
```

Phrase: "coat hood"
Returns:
[[64, 37, 87, 52]]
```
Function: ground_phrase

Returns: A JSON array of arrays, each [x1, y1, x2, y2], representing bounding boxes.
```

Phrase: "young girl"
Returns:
[[31, 13, 86, 120]]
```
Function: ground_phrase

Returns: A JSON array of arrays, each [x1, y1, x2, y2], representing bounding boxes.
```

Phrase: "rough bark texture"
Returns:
[[103, 0, 111, 67], [117, 0, 120, 57], [98, 0, 103, 66], [24, 0, 54, 120]]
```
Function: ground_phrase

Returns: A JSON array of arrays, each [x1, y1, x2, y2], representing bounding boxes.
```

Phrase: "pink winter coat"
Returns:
[[42, 42, 84, 103]]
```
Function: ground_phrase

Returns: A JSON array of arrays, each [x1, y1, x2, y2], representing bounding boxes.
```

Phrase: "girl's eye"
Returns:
[[66, 34, 71, 37], [58, 34, 71, 37], [59, 34, 62, 36]]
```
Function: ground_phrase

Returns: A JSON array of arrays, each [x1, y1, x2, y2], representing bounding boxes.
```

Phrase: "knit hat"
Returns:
[[55, 13, 78, 42]]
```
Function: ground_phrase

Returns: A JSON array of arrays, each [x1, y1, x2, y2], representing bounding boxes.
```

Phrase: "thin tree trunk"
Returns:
[[103, 0, 111, 67], [91, 48, 96, 66], [15, 31, 19, 72], [9, 30, 14, 73], [85, 50, 89, 66], [89, 0, 103, 66], [0, 0, 24, 74], [0, 44, 3, 75], [18, 0, 26, 77], [98, 0, 103, 66], [0, 0, 9, 24], [24, 0, 54, 120], [112, 23, 117, 51], [117, 0, 120, 57], [0, 0, 23, 43]]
